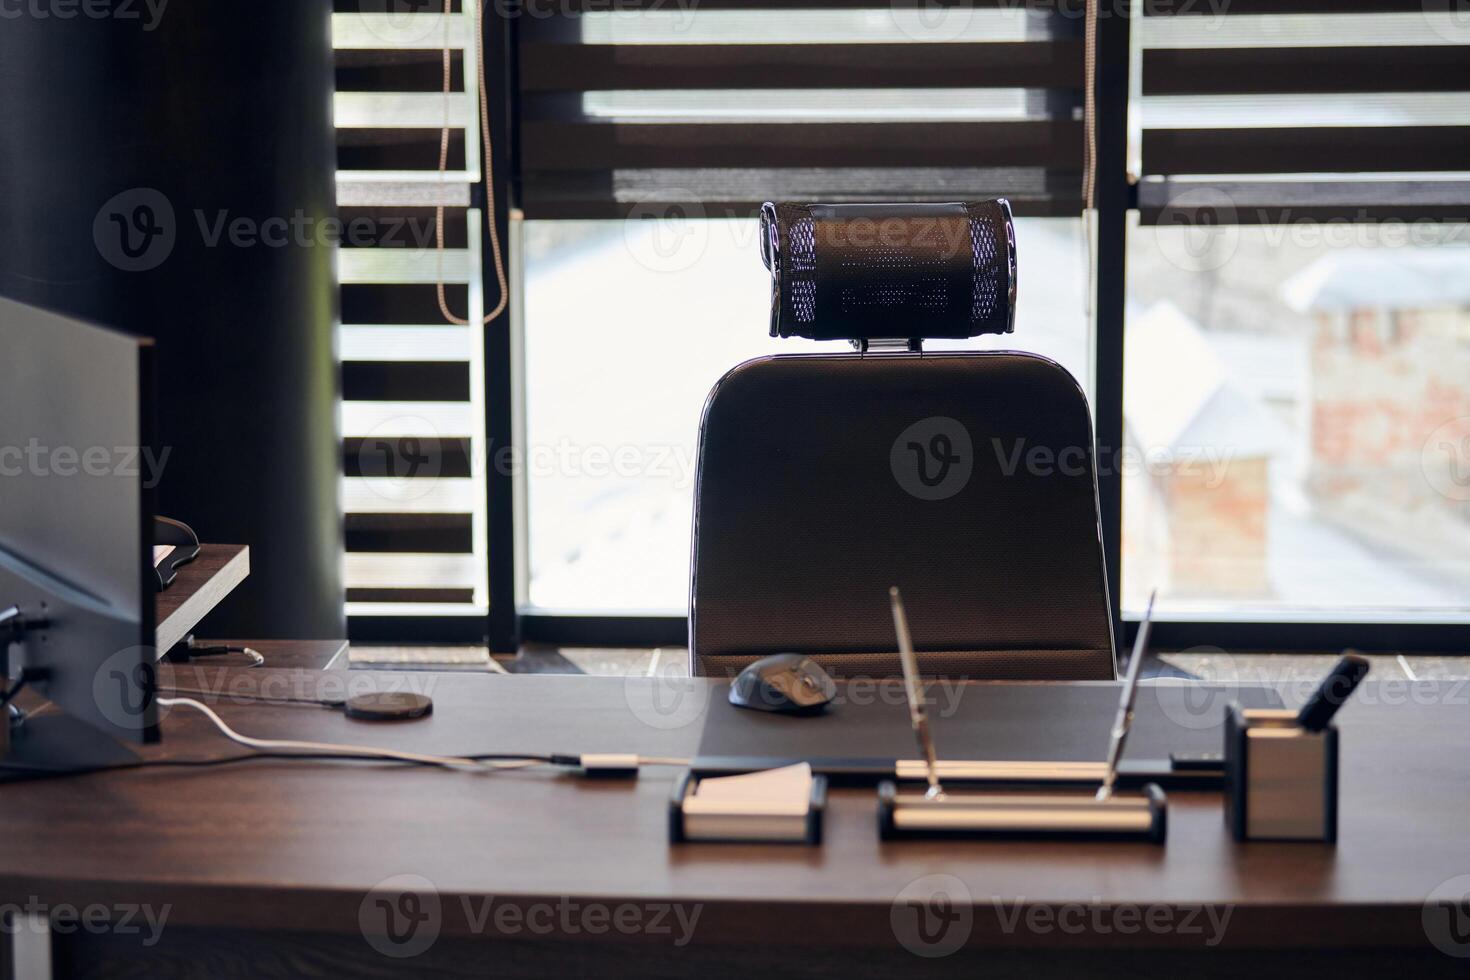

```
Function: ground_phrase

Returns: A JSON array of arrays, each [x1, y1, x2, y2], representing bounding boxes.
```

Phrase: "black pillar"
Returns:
[[0, 0, 344, 639]]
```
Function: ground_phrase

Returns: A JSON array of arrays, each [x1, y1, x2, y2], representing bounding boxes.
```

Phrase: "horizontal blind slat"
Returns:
[[1143, 127, 1470, 176], [343, 361, 472, 402], [1137, 178, 1470, 225], [343, 478, 479, 515], [346, 513, 475, 553], [1143, 47, 1470, 96], [522, 120, 1083, 170], [521, 41, 1084, 90]]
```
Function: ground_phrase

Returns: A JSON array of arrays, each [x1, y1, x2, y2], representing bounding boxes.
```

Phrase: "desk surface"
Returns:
[[2, 668, 1468, 974]]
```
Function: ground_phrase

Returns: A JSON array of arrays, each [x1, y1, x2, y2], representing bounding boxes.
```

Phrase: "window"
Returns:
[[521, 216, 1092, 613], [337, 1, 1470, 647], [1125, 6, 1470, 625], [512, 0, 1090, 617]]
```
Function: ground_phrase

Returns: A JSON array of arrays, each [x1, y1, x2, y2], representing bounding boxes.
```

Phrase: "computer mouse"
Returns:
[[729, 654, 836, 715]]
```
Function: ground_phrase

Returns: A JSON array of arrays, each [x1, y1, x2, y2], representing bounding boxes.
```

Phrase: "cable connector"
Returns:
[[576, 753, 641, 778]]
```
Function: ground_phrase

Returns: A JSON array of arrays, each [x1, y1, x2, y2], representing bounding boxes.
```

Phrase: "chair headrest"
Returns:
[[759, 200, 1016, 342]]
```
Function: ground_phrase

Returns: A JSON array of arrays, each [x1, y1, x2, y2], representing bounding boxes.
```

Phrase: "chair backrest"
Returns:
[[690, 351, 1115, 680], [688, 200, 1115, 680]]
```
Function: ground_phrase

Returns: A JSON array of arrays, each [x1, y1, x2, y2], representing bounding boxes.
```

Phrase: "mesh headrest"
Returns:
[[759, 200, 1016, 342]]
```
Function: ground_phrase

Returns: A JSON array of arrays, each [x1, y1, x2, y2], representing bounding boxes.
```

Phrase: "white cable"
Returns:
[[157, 697, 689, 773], [157, 698, 540, 771]]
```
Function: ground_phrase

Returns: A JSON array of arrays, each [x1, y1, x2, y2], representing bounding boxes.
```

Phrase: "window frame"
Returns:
[[349, 2, 1470, 655]]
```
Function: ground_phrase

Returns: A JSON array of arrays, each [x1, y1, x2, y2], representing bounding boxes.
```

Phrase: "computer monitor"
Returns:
[[0, 295, 159, 772]]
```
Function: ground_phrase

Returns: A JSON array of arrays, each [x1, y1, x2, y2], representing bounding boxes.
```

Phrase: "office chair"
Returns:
[[690, 201, 1115, 681]]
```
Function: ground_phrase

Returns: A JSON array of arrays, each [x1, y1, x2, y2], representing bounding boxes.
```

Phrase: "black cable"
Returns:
[[2, 667, 51, 709], [0, 676, 26, 709]]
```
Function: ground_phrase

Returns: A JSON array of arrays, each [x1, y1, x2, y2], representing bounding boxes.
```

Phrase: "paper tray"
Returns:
[[668, 771, 827, 845]]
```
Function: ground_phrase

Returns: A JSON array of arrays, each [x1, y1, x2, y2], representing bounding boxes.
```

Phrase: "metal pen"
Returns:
[[1096, 589, 1156, 802], [889, 586, 943, 800]]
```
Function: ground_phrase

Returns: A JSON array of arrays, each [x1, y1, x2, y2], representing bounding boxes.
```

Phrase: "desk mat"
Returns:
[[694, 681, 1282, 787]]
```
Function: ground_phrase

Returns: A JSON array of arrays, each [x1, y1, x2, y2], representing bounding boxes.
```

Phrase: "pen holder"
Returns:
[[877, 781, 1168, 843], [668, 771, 827, 845], [1224, 704, 1337, 843]]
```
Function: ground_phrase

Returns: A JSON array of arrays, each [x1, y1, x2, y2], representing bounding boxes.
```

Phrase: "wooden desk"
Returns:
[[2, 668, 1468, 978]]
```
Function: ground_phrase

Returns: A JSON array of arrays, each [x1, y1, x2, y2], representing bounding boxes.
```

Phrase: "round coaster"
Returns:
[[343, 692, 434, 721]]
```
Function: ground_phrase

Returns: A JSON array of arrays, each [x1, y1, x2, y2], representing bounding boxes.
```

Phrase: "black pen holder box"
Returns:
[[1225, 704, 1338, 843]]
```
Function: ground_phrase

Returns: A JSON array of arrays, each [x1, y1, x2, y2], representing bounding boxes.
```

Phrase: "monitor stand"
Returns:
[[1, 710, 141, 782]]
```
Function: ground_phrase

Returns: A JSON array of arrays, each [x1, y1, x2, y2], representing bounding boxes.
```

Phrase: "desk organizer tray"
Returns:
[[669, 770, 827, 845]]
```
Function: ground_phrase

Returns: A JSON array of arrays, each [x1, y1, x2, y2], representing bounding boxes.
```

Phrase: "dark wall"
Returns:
[[0, 0, 344, 639]]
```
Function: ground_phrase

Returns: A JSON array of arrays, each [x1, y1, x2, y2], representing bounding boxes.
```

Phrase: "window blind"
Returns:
[[333, 1, 490, 618], [516, 0, 1089, 217], [1136, 2, 1470, 224]]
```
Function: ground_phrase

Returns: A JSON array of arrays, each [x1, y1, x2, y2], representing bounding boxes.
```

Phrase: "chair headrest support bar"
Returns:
[[760, 200, 1016, 342]]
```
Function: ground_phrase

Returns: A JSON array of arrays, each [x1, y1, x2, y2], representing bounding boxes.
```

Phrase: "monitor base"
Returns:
[[1, 712, 141, 781]]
